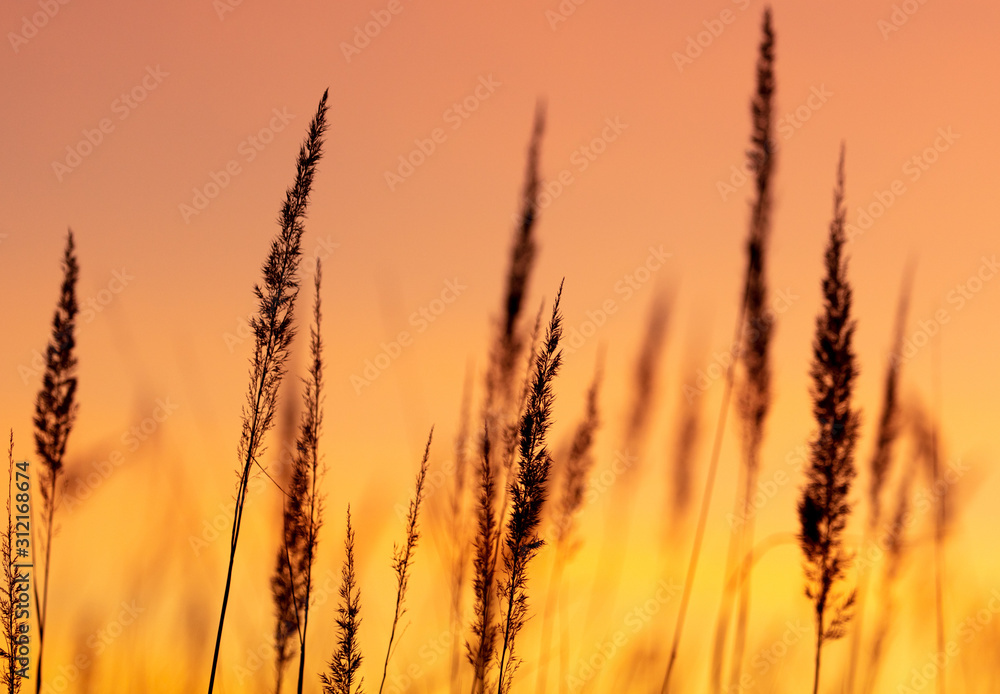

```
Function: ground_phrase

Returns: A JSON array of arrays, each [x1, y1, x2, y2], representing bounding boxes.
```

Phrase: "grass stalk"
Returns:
[[207, 89, 329, 694]]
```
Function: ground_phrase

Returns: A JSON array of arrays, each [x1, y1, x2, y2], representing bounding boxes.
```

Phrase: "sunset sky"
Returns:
[[1, 0, 999, 691]]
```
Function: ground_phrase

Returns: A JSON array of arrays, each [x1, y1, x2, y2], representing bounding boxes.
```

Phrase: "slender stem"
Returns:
[[34, 468, 58, 694], [728, 458, 760, 691], [207, 462, 252, 694], [709, 447, 750, 694], [378, 592, 405, 694], [297, 436, 320, 694], [660, 286, 748, 694], [812, 620, 822, 694], [495, 558, 519, 694], [208, 361, 270, 693]]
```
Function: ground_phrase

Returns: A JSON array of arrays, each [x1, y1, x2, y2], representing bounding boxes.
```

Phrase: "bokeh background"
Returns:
[[1, 0, 999, 691]]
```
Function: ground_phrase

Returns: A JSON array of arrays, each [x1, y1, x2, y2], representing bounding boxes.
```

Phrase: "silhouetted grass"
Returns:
[[272, 258, 326, 694], [322, 506, 363, 694], [484, 103, 546, 421], [207, 88, 329, 694], [797, 145, 859, 694], [467, 424, 498, 694], [711, 8, 776, 688], [495, 282, 563, 693], [378, 429, 433, 694], [662, 11, 773, 693], [32, 229, 79, 694]]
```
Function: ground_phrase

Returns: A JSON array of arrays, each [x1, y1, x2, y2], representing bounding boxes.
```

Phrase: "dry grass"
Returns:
[[711, 9, 776, 690], [495, 282, 563, 694], [207, 88, 329, 694], [797, 145, 860, 694], [7, 10, 994, 694], [378, 430, 433, 694], [272, 258, 327, 694], [32, 228, 79, 694], [321, 506, 363, 694]]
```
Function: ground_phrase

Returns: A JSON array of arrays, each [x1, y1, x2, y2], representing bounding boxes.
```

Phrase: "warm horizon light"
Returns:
[[1, 1, 999, 692]]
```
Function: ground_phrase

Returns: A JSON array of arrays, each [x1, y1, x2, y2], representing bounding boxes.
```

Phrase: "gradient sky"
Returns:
[[1, 0, 999, 690]]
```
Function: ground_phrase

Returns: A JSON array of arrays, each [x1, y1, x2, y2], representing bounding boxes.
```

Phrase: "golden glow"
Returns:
[[1, 0, 998, 691]]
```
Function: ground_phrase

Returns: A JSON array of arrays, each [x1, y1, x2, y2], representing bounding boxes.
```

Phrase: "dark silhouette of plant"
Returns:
[[662, 10, 773, 692], [469, 110, 546, 694], [378, 429, 433, 694], [208, 89, 329, 694], [797, 145, 859, 694], [711, 8, 777, 688], [32, 229, 79, 694], [495, 282, 563, 694], [322, 506, 363, 694], [467, 424, 498, 694], [272, 258, 326, 694], [485, 104, 545, 420]]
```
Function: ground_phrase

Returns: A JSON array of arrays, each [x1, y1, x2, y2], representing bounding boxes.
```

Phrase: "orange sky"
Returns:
[[2, 0, 999, 691]]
